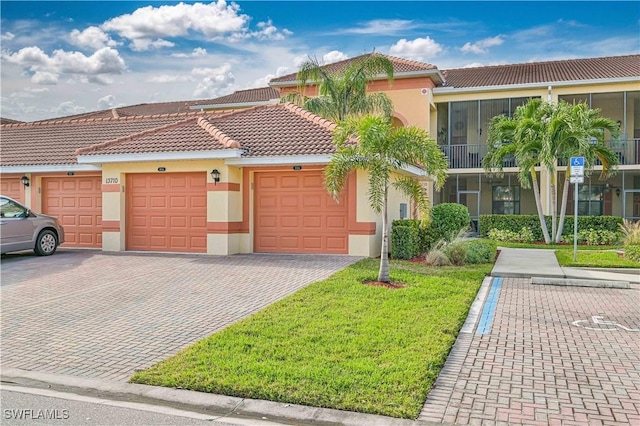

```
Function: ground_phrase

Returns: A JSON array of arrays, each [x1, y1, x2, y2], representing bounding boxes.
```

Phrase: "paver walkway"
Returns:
[[420, 277, 640, 425], [1, 250, 360, 382]]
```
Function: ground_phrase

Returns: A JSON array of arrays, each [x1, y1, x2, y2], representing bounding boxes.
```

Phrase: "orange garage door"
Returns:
[[254, 171, 348, 254], [1, 177, 23, 203], [42, 176, 102, 247], [126, 173, 207, 253]]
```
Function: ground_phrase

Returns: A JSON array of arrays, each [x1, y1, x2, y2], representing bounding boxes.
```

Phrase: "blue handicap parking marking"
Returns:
[[570, 157, 584, 166], [476, 277, 502, 335]]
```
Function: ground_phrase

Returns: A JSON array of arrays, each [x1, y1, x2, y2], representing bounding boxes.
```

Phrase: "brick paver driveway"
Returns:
[[421, 277, 640, 425], [1, 250, 360, 382]]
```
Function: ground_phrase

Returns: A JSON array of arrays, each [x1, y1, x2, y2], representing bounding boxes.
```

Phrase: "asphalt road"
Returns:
[[0, 386, 288, 426]]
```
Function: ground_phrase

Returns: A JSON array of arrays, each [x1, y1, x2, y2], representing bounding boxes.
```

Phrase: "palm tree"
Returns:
[[281, 53, 395, 122], [484, 99, 552, 243], [484, 99, 620, 244], [551, 102, 619, 242], [325, 115, 448, 283]]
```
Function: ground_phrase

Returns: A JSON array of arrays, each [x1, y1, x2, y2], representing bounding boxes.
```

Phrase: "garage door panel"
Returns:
[[1, 178, 23, 202], [42, 176, 101, 248], [127, 173, 207, 253], [254, 171, 348, 254]]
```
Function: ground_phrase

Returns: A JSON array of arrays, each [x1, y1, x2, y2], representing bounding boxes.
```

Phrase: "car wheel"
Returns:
[[35, 230, 58, 256]]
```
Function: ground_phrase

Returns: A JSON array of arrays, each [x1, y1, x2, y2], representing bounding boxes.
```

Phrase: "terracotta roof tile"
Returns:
[[441, 54, 640, 88], [76, 104, 338, 158], [0, 117, 24, 125], [1, 115, 196, 166], [190, 87, 280, 107], [269, 53, 438, 85]]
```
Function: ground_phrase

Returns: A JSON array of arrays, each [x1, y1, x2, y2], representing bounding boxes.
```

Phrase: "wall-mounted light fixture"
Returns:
[[20, 175, 30, 187], [210, 169, 220, 185], [616, 188, 621, 197]]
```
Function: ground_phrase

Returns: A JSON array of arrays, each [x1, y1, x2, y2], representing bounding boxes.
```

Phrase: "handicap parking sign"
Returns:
[[570, 157, 585, 176], [571, 157, 584, 166]]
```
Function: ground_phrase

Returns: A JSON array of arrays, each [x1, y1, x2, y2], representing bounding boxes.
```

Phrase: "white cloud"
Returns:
[[323, 50, 348, 64], [32, 71, 59, 85], [461, 36, 504, 54], [129, 38, 175, 52], [97, 94, 116, 109], [101, 1, 248, 44], [148, 74, 195, 83], [171, 47, 208, 58], [342, 19, 419, 35], [2, 46, 126, 85], [252, 19, 292, 41], [191, 64, 235, 98], [1, 32, 15, 41], [70, 26, 117, 50], [389, 37, 444, 61], [55, 100, 86, 116]]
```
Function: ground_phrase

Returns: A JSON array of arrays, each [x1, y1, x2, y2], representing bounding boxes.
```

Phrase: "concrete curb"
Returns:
[[1, 367, 441, 426], [531, 277, 631, 288]]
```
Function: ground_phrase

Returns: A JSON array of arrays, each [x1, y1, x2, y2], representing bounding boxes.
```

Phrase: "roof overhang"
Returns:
[[433, 76, 640, 95], [189, 99, 279, 111], [225, 154, 332, 166], [0, 164, 101, 174], [77, 149, 244, 164], [269, 69, 445, 88]]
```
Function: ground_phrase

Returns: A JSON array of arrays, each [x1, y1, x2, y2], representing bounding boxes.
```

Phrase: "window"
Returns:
[[492, 185, 520, 214], [578, 185, 604, 216], [0, 197, 27, 218]]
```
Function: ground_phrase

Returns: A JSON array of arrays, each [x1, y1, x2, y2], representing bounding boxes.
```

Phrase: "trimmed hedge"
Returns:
[[424, 203, 471, 249], [391, 219, 422, 260], [479, 214, 623, 242]]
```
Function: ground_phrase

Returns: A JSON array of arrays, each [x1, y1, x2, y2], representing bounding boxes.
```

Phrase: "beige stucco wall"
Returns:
[[386, 89, 432, 131]]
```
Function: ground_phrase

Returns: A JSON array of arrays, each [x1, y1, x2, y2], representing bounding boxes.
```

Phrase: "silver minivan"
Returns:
[[0, 196, 65, 256]]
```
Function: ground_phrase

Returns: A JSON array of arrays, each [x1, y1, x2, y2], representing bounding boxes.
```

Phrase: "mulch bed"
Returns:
[[364, 280, 406, 289]]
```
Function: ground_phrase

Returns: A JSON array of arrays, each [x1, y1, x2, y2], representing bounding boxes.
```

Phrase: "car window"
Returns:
[[0, 198, 27, 218]]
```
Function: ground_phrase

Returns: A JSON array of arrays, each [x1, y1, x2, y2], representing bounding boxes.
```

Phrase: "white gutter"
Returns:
[[0, 164, 101, 174], [225, 154, 332, 166], [188, 99, 279, 111], [77, 149, 244, 164], [433, 76, 639, 95]]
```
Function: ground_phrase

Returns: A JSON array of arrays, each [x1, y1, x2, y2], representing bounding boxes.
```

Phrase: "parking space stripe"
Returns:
[[476, 276, 502, 335]]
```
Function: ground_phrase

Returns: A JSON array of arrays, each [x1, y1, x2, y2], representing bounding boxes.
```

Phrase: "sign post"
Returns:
[[570, 157, 585, 261]]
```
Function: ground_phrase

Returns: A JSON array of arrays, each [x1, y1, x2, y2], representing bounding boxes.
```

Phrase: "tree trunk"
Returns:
[[555, 167, 571, 243], [550, 169, 557, 243], [378, 182, 390, 283], [531, 167, 551, 244]]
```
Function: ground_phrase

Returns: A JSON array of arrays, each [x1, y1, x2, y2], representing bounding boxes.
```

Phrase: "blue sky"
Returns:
[[1, 1, 638, 121]]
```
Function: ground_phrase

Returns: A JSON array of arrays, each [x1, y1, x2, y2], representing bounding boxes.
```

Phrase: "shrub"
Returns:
[[563, 229, 621, 246], [620, 219, 640, 246], [624, 245, 640, 262], [390, 220, 422, 259], [444, 243, 467, 266], [480, 214, 623, 242], [464, 239, 497, 264], [425, 203, 470, 249], [424, 249, 451, 266], [487, 227, 534, 243]]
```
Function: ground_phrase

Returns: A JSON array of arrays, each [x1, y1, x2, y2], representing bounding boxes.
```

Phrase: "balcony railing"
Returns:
[[441, 139, 640, 169]]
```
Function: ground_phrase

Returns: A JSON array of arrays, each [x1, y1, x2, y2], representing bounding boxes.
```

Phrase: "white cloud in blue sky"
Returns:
[[1, 0, 638, 121]]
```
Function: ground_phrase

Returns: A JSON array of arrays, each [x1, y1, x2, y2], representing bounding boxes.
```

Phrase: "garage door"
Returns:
[[42, 176, 102, 247], [0, 177, 23, 203], [126, 173, 207, 253], [254, 171, 348, 254]]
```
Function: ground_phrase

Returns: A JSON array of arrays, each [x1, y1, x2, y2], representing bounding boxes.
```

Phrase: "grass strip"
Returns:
[[131, 259, 490, 418], [555, 250, 640, 268]]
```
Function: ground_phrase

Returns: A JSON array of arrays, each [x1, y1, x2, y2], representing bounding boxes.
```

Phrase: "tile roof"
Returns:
[[189, 87, 280, 108], [29, 88, 280, 123], [75, 104, 338, 158], [269, 53, 438, 85], [0, 117, 24, 125], [441, 54, 640, 89], [1, 114, 197, 166]]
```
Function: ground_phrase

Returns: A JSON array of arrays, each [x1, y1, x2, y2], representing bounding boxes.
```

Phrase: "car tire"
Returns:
[[34, 229, 58, 256]]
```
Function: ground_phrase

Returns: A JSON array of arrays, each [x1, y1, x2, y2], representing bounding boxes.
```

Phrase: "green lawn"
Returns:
[[555, 250, 640, 268], [130, 259, 491, 419], [495, 241, 624, 251]]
